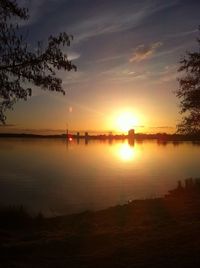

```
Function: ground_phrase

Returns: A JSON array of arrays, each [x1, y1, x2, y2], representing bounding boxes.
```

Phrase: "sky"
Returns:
[[1, 0, 200, 134]]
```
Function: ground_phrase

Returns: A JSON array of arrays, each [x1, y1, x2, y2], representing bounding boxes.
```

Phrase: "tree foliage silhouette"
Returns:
[[176, 28, 200, 134], [0, 0, 76, 123]]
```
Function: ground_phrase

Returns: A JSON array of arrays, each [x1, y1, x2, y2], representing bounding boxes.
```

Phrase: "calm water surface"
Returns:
[[0, 138, 200, 215]]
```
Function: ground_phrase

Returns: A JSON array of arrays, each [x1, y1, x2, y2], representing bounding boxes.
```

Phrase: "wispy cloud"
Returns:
[[165, 29, 198, 39], [67, 51, 80, 61], [149, 126, 174, 129], [155, 65, 178, 83], [70, 10, 146, 43], [129, 42, 163, 62], [61, 1, 181, 44]]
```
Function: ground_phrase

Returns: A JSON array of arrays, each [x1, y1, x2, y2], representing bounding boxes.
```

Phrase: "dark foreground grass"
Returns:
[[1, 179, 200, 267]]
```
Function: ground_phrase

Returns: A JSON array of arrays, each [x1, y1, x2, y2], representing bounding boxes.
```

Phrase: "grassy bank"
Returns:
[[1, 179, 200, 267]]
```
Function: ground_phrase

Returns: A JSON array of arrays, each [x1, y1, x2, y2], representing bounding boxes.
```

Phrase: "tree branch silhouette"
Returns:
[[176, 27, 200, 134], [0, 0, 77, 123]]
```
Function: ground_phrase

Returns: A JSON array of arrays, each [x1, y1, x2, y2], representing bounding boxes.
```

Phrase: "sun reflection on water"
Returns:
[[116, 143, 135, 161]]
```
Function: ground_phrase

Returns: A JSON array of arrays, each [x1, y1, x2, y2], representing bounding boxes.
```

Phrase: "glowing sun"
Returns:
[[116, 111, 139, 132]]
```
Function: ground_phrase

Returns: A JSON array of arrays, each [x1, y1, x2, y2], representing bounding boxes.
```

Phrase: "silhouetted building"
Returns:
[[85, 132, 89, 139], [128, 129, 135, 138]]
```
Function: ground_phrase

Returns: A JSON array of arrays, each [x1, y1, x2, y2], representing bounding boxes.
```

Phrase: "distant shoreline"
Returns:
[[0, 132, 200, 141]]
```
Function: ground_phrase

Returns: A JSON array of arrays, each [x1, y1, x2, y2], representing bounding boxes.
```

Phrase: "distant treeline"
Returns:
[[0, 132, 200, 141]]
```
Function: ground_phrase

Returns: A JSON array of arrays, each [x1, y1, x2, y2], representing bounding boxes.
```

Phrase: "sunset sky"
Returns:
[[1, 0, 200, 134]]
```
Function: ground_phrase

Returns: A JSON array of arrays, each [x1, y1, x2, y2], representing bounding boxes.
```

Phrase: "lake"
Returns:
[[0, 138, 200, 216]]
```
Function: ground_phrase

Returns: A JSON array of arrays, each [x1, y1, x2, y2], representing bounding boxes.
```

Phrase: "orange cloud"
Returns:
[[129, 42, 163, 62]]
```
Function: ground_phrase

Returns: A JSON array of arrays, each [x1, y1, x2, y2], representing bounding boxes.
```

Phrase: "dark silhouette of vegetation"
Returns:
[[0, 205, 45, 229], [0, 205, 31, 229], [0, 0, 77, 123], [166, 178, 200, 199], [176, 27, 200, 134]]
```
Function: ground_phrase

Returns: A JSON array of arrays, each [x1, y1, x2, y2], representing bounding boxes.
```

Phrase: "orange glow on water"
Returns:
[[115, 143, 136, 161]]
